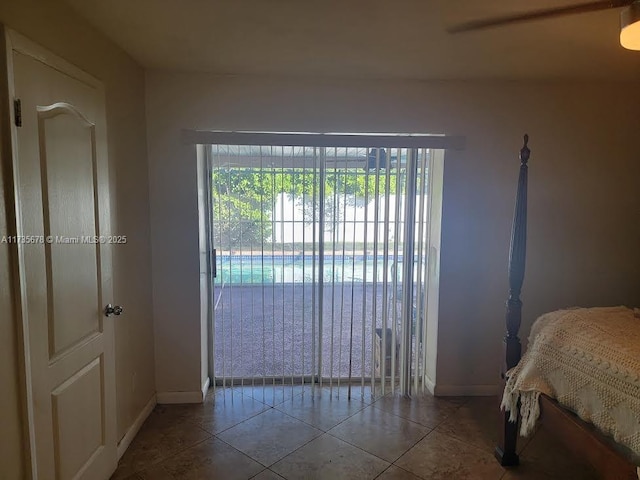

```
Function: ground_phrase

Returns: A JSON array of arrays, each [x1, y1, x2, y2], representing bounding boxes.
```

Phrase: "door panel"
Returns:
[[40, 106, 101, 359], [9, 31, 116, 480], [51, 356, 104, 480]]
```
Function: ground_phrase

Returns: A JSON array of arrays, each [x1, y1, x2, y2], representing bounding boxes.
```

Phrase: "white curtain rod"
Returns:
[[182, 129, 465, 150]]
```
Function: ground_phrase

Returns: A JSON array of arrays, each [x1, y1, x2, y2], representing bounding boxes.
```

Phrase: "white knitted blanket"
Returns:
[[501, 306, 640, 461]]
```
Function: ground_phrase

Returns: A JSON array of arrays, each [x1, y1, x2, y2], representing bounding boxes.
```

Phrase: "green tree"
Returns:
[[295, 168, 401, 234], [211, 166, 401, 250], [211, 168, 287, 249]]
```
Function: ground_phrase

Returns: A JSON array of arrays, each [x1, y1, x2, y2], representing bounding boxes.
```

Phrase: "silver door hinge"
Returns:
[[14, 99, 21, 127]]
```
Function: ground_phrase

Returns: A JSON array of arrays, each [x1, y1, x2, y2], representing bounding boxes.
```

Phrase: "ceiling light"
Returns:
[[620, 2, 640, 50]]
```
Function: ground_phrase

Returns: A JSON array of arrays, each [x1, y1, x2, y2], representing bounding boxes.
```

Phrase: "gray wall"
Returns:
[[146, 73, 640, 396]]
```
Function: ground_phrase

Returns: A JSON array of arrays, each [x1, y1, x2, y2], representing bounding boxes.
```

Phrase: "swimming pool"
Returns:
[[216, 255, 409, 285]]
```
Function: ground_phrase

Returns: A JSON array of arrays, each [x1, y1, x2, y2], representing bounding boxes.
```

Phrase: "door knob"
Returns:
[[104, 304, 124, 317]]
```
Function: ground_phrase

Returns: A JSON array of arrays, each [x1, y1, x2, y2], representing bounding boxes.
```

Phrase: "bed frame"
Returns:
[[494, 135, 638, 480]]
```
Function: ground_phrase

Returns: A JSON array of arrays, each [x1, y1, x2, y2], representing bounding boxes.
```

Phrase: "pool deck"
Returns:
[[213, 283, 412, 380]]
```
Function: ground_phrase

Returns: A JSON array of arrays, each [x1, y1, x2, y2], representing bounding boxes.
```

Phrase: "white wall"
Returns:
[[271, 194, 407, 244], [0, 2, 155, 476], [146, 72, 640, 396]]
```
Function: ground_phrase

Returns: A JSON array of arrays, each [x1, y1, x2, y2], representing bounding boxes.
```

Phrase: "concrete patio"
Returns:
[[213, 284, 419, 383]]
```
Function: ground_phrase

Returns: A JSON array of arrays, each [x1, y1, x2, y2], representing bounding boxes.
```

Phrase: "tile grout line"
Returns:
[[236, 386, 306, 407], [141, 389, 276, 472], [374, 463, 429, 480], [123, 389, 476, 479], [271, 397, 370, 432], [214, 388, 365, 435], [248, 467, 287, 480], [198, 407, 273, 436], [198, 398, 275, 436], [426, 402, 511, 454], [212, 432, 284, 470], [368, 402, 460, 430], [264, 428, 328, 471], [126, 431, 214, 477], [264, 403, 329, 432], [372, 464, 396, 480], [323, 425, 433, 466], [426, 427, 510, 465]]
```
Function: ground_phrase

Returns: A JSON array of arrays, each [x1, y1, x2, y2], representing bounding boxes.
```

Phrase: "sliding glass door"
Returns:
[[206, 141, 438, 397]]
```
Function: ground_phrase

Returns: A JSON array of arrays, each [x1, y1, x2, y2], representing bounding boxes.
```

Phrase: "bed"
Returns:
[[494, 135, 640, 480]]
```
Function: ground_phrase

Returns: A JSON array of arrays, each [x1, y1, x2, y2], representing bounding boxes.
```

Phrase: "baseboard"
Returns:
[[156, 390, 203, 404], [157, 378, 210, 405], [117, 394, 156, 460], [433, 384, 500, 396], [156, 391, 203, 404], [423, 376, 436, 395], [201, 376, 211, 399]]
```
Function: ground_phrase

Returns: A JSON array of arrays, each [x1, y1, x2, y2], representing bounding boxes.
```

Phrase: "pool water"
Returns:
[[216, 255, 407, 285]]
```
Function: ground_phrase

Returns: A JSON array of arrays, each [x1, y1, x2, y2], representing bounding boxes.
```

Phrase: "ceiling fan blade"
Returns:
[[448, 0, 634, 33]]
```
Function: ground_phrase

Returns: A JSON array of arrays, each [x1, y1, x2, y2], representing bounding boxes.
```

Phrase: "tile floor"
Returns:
[[111, 385, 598, 480]]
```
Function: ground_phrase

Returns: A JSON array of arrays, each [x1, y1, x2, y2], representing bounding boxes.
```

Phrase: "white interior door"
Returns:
[[6, 30, 117, 479]]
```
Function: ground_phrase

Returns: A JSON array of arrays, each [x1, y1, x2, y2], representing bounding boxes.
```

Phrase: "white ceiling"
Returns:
[[64, 0, 640, 80]]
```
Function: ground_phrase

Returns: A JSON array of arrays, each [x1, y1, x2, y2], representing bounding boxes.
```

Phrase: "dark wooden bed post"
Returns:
[[495, 134, 530, 467]]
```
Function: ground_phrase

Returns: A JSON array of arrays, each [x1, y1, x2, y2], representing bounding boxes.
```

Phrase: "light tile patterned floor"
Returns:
[[111, 386, 598, 480]]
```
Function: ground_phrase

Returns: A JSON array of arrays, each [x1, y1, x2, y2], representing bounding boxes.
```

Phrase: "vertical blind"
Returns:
[[204, 139, 441, 399]]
